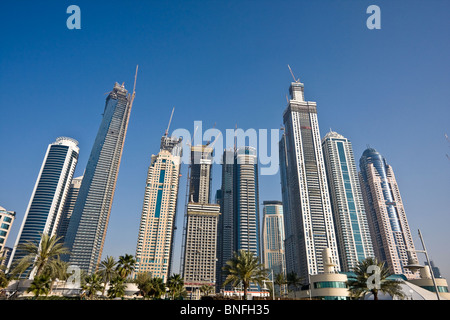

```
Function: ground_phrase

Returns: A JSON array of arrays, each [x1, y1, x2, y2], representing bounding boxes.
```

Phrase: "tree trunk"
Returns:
[[243, 282, 248, 300]]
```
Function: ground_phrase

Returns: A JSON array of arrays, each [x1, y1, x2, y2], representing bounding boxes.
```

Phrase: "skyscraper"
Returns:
[[64, 75, 137, 274], [216, 148, 236, 291], [182, 144, 220, 297], [8, 137, 79, 277], [359, 147, 418, 279], [261, 201, 286, 277], [279, 78, 340, 281], [216, 146, 260, 291], [134, 133, 183, 282], [321, 131, 374, 272], [0, 205, 16, 257], [235, 146, 260, 257], [56, 175, 83, 244]]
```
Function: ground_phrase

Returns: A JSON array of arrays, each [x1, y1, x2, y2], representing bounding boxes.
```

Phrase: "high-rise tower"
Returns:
[[261, 201, 286, 277], [235, 146, 260, 256], [8, 137, 79, 277], [322, 131, 374, 272], [56, 175, 83, 245], [216, 148, 236, 291], [64, 71, 137, 274], [0, 206, 16, 258], [359, 147, 418, 278], [216, 146, 260, 292], [134, 132, 183, 282], [181, 144, 220, 297], [279, 77, 340, 281]]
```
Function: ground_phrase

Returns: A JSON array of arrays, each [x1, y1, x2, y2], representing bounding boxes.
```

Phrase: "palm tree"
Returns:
[[200, 284, 214, 297], [0, 256, 9, 290], [116, 254, 136, 280], [347, 257, 405, 300], [10, 233, 69, 278], [286, 271, 303, 298], [222, 250, 267, 300], [27, 274, 51, 298], [43, 257, 70, 295], [274, 273, 287, 299], [82, 273, 104, 299], [148, 277, 165, 299], [0, 271, 8, 291], [134, 272, 153, 299], [97, 256, 118, 296], [107, 275, 126, 299], [166, 274, 184, 300]]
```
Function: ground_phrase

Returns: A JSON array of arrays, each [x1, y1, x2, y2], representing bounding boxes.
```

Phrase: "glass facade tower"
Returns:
[[216, 149, 236, 291], [321, 131, 374, 272], [56, 175, 83, 245], [64, 82, 135, 274], [216, 146, 260, 292], [8, 137, 79, 277]]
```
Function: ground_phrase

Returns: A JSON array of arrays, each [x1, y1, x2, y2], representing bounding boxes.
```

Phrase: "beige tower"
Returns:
[[359, 148, 418, 279], [182, 144, 220, 298], [134, 134, 183, 282]]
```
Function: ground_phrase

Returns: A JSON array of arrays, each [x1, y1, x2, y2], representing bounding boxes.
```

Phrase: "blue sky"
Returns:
[[1, 1, 449, 278]]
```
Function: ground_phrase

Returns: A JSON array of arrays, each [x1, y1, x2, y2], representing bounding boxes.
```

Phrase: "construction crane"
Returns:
[[130, 65, 138, 105], [288, 64, 300, 83], [165, 106, 175, 137], [446, 133, 450, 161], [207, 131, 222, 149]]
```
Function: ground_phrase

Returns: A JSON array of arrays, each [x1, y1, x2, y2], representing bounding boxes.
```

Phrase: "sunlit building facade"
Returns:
[[359, 147, 418, 279], [322, 131, 374, 272], [279, 79, 340, 281], [8, 137, 79, 277], [134, 134, 183, 282], [64, 82, 135, 274]]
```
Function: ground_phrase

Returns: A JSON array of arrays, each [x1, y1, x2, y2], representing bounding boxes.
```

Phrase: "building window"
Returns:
[[314, 281, 347, 289]]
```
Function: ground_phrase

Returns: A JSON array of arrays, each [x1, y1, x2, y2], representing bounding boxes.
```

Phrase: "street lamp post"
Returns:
[[262, 269, 275, 299], [405, 229, 440, 300]]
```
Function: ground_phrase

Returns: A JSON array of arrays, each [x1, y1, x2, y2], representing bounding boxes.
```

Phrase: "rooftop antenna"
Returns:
[[165, 106, 175, 137], [288, 64, 300, 83]]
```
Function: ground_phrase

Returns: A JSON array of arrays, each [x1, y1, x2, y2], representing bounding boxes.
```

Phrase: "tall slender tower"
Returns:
[[216, 148, 236, 291], [261, 201, 286, 277], [56, 175, 83, 245], [235, 146, 260, 257], [321, 131, 374, 272], [64, 70, 137, 274], [280, 77, 340, 281], [134, 132, 183, 282], [359, 147, 418, 278], [182, 144, 220, 297], [216, 146, 260, 292], [8, 137, 79, 277]]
